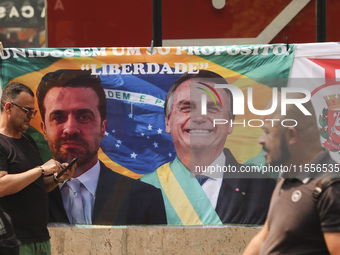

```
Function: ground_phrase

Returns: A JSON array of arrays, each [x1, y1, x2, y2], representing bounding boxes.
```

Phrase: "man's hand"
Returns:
[[242, 221, 269, 255], [41, 159, 63, 176], [55, 161, 77, 183]]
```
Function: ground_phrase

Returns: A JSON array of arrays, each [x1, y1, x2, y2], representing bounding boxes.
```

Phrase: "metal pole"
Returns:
[[153, 0, 162, 47], [316, 0, 326, 42]]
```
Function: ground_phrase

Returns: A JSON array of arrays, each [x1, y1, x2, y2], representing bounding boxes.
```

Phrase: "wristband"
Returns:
[[39, 166, 45, 177]]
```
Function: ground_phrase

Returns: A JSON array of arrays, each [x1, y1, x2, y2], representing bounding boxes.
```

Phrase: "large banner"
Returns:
[[0, 45, 293, 176], [1, 45, 294, 226]]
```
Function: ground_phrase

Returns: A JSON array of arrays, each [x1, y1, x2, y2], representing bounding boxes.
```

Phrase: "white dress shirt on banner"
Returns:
[[60, 160, 100, 224], [200, 152, 224, 209]]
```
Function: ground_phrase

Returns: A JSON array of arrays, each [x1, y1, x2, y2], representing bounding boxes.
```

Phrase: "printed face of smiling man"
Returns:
[[165, 78, 233, 159]]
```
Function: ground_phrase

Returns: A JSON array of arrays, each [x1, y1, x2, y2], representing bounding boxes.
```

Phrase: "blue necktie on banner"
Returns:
[[195, 175, 209, 186], [66, 179, 86, 224]]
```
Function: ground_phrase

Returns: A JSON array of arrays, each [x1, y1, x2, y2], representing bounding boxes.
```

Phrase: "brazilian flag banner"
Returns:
[[0, 45, 294, 177], [0, 45, 294, 225]]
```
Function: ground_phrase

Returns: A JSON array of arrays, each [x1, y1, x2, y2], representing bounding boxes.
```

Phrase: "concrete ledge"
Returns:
[[48, 224, 261, 255]]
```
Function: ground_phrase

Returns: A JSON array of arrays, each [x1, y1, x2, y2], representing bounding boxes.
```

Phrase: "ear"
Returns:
[[4, 102, 11, 112], [226, 119, 234, 135], [41, 121, 47, 139], [165, 116, 171, 134], [100, 120, 107, 139], [286, 127, 298, 145]]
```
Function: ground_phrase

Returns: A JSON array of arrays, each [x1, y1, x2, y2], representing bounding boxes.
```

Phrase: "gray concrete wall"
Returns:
[[48, 224, 261, 255]]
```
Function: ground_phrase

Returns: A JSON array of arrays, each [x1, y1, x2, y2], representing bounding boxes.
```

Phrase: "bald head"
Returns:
[[268, 92, 320, 143]]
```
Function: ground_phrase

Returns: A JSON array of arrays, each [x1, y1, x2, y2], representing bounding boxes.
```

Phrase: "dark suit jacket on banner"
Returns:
[[216, 149, 276, 225], [48, 161, 167, 225], [141, 148, 276, 225]]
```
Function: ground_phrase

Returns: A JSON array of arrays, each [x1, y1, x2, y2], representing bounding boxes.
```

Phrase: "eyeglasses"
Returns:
[[10, 102, 38, 117]]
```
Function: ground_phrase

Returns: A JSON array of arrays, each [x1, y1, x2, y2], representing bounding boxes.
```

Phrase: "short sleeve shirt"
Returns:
[[0, 133, 49, 244], [259, 150, 340, 255]]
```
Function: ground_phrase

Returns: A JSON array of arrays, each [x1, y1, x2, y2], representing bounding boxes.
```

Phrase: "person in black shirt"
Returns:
[[243, 93, 340, 255], [0, 82, 72, 255]]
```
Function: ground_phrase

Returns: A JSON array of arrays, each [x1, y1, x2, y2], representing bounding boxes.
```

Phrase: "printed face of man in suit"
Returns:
[[165, 79, 233, 157], [41, 87, 107, 170]]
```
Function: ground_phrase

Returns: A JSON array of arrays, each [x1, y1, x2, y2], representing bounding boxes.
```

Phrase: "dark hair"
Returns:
[[1, 82, 34, 112], [36, 69, 107, 122], [164, 70, 234, 120]]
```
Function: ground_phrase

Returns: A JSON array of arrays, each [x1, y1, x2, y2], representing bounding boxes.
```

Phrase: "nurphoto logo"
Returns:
[[200, 83, 312, 128]]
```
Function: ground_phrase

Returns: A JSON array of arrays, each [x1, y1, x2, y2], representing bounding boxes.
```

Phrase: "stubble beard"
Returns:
[[50, 141, 98, 167]]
